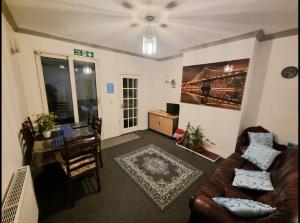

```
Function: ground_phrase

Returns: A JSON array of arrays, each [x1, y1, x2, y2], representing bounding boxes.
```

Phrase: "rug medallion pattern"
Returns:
[[115, 144, 203, 211]]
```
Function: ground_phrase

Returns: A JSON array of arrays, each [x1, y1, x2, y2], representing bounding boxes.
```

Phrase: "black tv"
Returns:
[[166, 103, 180, 116]]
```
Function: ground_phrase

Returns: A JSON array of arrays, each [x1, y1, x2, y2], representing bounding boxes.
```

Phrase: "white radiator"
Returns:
[[2, 166, 38, 223]]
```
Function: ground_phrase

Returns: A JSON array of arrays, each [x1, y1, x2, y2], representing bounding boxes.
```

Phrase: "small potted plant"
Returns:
[[190, 125, 214, 152], [34, 113, 57, 138], [181, 122, 214, 152]]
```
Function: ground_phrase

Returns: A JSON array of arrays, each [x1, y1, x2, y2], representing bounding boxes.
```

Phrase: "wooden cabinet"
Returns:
[[148, 110, 179, 137]]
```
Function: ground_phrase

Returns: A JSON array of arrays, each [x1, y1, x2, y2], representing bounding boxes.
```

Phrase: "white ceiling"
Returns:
[[6, 0, 298, 59]]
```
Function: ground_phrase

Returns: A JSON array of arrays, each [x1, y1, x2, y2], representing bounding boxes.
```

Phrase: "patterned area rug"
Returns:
[[115, 144, 203, 211]]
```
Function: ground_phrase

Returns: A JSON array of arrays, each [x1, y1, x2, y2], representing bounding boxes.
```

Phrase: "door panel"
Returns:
[[73, 60, 98, 122], [36, 52, 102, 125], [159, 117, 173, 136], [121, 76, 139, 133], [148, 114, 160, 131], [40, 56, 75, 124]]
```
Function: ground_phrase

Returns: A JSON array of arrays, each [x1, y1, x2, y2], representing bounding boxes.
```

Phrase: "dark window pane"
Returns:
[[123, 89, 128, 98], [123, 99, 128, 109], [128, 99, 133, 108], [134, 118, 137, 126], [73, 61, 98, 122], [129, 79, 133, 88], [134, 89, 137, 98], [124, 119, 128, 128], [129, 89, 133, 98], [41, 57, 74, 124], [129, 118, 133, 127], [123, 78, 128, 88], [123, 109, 128, 119], [134, 79, 138, 88], [129, 109, 133, 118]]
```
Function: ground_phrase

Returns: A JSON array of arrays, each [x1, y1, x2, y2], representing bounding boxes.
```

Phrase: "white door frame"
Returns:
[[119, 74, 140, 134], [35, 51, 102, 122], [69, 55, 103, 119]]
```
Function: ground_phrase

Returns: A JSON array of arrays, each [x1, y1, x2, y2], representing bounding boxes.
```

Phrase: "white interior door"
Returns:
[[120, 76, 139, 134], [35, 52, 102, 124]]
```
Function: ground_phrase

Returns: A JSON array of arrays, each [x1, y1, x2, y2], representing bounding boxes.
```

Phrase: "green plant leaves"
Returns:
[[34, 113, 58, 133]]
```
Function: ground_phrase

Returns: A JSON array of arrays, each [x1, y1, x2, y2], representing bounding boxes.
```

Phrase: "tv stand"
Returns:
[[148, 110, 179, 137]]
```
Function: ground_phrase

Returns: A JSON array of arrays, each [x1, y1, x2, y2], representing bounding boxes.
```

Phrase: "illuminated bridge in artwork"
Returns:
[[181, 60, 249, 110]]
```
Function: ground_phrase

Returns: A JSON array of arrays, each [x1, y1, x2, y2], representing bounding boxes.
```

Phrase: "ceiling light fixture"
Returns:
[[143, 15, 157, 55]]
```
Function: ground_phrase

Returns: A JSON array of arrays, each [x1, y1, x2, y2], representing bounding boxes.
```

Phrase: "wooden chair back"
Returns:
[[26, 116, 36, 136], [87, 111, 95, 126], [93, 117, 102, 136], [62, 132, 99, 179], [20, 123, 34, 165]]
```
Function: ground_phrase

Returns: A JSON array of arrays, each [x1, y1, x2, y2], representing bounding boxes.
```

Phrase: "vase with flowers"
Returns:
[[34, 113, 57, 138]]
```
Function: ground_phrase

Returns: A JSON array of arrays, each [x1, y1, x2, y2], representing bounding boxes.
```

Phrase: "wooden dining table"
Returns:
[[31, 123, 94, 169]]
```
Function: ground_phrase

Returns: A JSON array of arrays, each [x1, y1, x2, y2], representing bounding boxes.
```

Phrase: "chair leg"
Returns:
[[95, 169, 101, 192], [98, 144, 103, 168], [68, 180, 75, 208]]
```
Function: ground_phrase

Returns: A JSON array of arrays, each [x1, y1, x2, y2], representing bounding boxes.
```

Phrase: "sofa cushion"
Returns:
[[248, 132, 273, 147], [212, 197, 276, 217], [232, 168, 274, 191], [242, 144, 281, 171]]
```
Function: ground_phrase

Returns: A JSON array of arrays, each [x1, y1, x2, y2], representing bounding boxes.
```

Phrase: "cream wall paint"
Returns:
[[160, 38, 258, 158], [2, 14, 28, 199], [15, 33, 161, 140], [256, 35, 298, 144], [159, 58, 183, 109], [238, 39, 265, 133]]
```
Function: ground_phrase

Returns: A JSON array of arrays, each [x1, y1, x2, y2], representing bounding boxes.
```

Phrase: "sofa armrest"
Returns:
[[190, 194, 235, 223]]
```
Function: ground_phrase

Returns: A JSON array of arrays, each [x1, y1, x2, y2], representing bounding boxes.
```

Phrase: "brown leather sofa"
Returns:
[[189, 126, 298, 223]]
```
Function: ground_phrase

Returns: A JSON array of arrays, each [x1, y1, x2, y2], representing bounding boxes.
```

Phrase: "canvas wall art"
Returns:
[[180, 58, 250, 110]]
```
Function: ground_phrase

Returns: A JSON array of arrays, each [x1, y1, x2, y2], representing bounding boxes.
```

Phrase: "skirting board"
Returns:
[[176, 142, 220, 162]]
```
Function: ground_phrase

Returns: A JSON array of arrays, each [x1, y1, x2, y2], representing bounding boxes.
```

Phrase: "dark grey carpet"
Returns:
[[36, 130, 223, 223], [101, 133, 141, 149]]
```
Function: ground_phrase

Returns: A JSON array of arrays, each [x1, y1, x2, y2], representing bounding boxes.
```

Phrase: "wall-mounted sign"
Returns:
[[107, 83, 114, 94], [74, 49, 94, 58]]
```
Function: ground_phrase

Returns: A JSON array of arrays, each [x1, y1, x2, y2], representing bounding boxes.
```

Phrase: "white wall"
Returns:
[[159, 57, 183, 109], [256, 36, 298, 144], [160, 38, 258, 158], [159, 35, 298, 157], [16, 33, 161, 140], [2, 14, 28, 199]]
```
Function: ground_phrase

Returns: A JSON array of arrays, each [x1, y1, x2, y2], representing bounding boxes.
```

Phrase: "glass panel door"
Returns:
[[122, 77, 138, 133], [41, 56, 75, 124], [73, 60, 98, 122]]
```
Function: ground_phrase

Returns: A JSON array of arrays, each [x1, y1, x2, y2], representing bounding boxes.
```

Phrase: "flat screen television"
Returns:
[[166, 103, 180, 115]]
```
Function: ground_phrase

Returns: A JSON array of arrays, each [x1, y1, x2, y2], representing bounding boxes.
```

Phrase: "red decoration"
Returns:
[[173, 128, 184, 142]]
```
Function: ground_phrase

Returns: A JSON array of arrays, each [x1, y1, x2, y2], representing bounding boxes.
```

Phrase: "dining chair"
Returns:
[[55, 132, 101, 206], [72, 110, 94, 129], [26, 116, 36, 136], [20, 123, 34, 165], [92, 117, 103, 168]]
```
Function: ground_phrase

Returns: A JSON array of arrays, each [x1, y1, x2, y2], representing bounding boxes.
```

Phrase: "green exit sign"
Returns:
[[74, 49, 94, 58]]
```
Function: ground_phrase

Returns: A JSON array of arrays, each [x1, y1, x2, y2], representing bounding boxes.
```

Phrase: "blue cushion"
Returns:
[[212, 197, 276, 217], [248, 132, 273, 147], [232, 168, 274, 191], [241, 144, 281, 170]]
